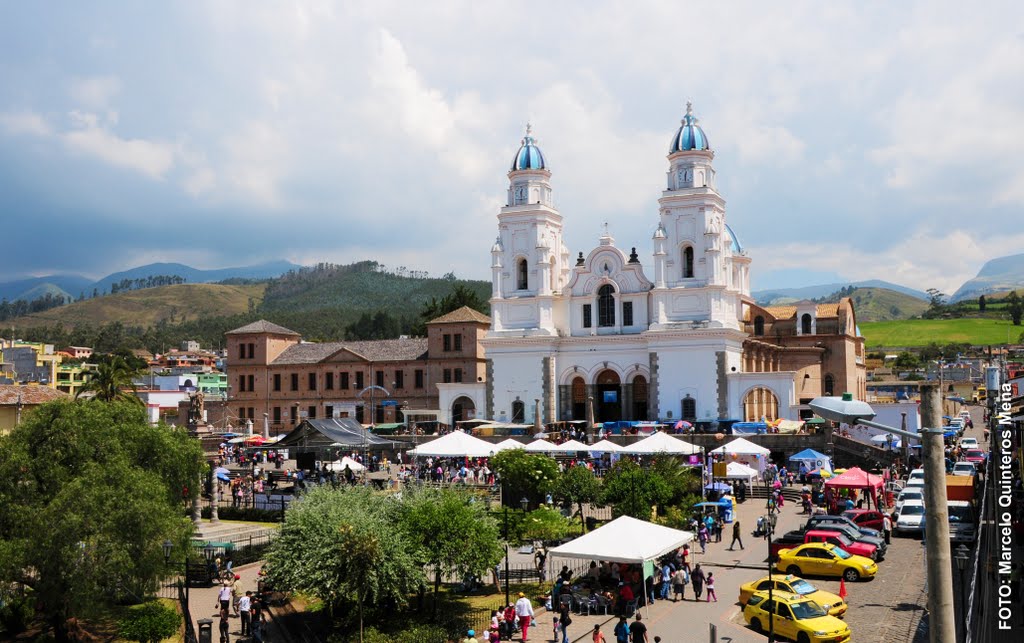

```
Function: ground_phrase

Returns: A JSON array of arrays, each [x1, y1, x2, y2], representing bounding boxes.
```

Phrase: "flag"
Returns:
[[839, 577, 848, 600]]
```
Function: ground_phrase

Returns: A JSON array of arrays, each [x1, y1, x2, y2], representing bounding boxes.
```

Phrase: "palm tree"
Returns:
[[76, 356, 142, 403]]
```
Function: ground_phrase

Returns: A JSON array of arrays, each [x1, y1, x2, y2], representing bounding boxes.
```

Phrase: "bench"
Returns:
[[497, 568, 543, 583]]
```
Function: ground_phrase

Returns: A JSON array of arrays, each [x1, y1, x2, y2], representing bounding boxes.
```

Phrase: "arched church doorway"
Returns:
[[743, 387, 779, 422], [632, 375, 648, 421], [452, 396, 475, 423], [571, 377, 586, 421], [595, 370, 622, 423], [511, 397, 525, 423]]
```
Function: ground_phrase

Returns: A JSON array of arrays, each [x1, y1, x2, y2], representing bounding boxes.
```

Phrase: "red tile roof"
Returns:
[[0, 385, 70, 406]]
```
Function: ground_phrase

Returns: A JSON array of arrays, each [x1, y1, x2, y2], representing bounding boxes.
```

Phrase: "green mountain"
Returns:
[[950, 253, 1024, 302], [835, 287, 930, 322]]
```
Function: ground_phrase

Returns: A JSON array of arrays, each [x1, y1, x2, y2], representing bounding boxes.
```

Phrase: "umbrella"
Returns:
[[244, 435, 266, 445], [693, 501, 724, 507], [227, 437, 247, 444], [674, 420, 692, 431], [214, 466, 231, 482], [704, 482, 732, 491]]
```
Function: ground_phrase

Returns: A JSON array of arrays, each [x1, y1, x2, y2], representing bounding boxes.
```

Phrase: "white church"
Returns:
[[437, 104, 866, 428]]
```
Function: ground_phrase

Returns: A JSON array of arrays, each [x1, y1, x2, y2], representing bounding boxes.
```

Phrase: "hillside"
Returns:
[[843, 287, 930, 322], [950, 253, 1024, 302], [0, 274, 93, 303], [859, 317, 1020, 348], [10, 283, 266, 328], [753, 279, 929, 305]]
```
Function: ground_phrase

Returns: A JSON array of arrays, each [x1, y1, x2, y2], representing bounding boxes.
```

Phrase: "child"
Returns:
[[592, 624, 606, 642], [706, 572, 717, 602], [553, 616, 560, 641]]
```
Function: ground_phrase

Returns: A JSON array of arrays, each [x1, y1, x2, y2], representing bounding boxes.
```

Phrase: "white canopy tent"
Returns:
[[550, 515, 694, 564], [492, 438, 525, 452], [621, 432, 700, 455], [550, 439, 590, 453], [325, 456, 366, 472], [709, 437, 770, 456], [524, 439, 558, 452], [588, 439, 623, 453], [723, 461, 759, 484], [407, 430, 495, 458]]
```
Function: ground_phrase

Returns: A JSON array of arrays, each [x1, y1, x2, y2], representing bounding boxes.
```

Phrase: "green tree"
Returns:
[[76, 355, 142, 403], [490, 449, 560, 508], [978, 295, 987, 312], [601, 459, 672, 520], [1007, 291, 1023, 326], [264, 487, 423, 641], [555, 465, 602, 533], [520, 506, 576, 542], [400, 488, 503, 614], [118, 601, 181, 643], [893, 351, 920, 370], [0, 400, 204, 642]]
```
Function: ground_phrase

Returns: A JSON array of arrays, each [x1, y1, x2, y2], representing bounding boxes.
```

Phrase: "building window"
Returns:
[[454, 368, 463, 383], [682, 246, 694, 278], [454, 334, 462, 351], [273, 373, 281, 391], [325, 405, 333, 419], [376, 370, 384, 387], [290, 373, 299, 391], [443, 369, 452, 383], [517, 258, 528, 290], [682, 395, 697, 420], [598, 285, 615, 327], [238, 374, 246, 392], [356, 371, 364, 389], [511, 398, 525, 423], [308, 405, 316, 420], [238, 344, 245, 360], [415, 369, 424, 389], [623, 301, 634, 327], [248, 343, 256, 359], [395, 370, 404, 389], [272, 406, 281, 424], [824, 374, 835, 397], [291, 406, 298, 425], [340, 372, 349, 389], [443, 334, 452, 351], [308, 373, 317, 391], [325, 372, 334, 390], [801, 313, 813, 335], [247, 374, 254, 392], [754, 315, 765, 336], [582, 304, 592, 328]]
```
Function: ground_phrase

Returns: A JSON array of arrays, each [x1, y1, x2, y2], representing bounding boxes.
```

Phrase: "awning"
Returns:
[[709, 437, 770, 456], [524, 439, 558, 452], [272, 418, 404, 450], [621, 432, 700, 455], [549, 515, 694, 565], [588, 439, 623, 453], [407, 430, 496, 458]]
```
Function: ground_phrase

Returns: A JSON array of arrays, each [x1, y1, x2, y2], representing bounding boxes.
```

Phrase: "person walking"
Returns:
[[250, 593, 264, 642], [613, 616, 629, 643], [218, 608, 230, 643], [672, 566, 689, 601], [238, 591, 252, 636], [697, 524, 708, 554], [628, 613, 649, 643], [558, 603, 572, 643], [883, 512, 892, 545], [659, 562, 672, 600], [515, 592, 534, 642], [592, 623, 607, 643], [216, 582, 232, 613], [705, 572, 717, 602], [729, 520, 745, 550], [691, 564, 706, 600]]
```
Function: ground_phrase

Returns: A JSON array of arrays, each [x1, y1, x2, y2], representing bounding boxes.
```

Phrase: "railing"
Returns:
[[179, 580, 198, 643]]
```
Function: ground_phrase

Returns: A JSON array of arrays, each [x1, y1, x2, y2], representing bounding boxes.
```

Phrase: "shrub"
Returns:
[[0, 590, 34, 634], [118, 601, 181, 643]]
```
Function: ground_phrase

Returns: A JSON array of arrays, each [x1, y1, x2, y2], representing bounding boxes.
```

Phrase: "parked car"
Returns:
[[842, 509, 886, 532], [959, 437, 979, 450], [803, 529, 879, 560], [906, 468, 926, 489], [743, 590, 852, 643], [805, 513, 882, 539], [964, 449, 987, 471], [951, 462, 977, 477], [800, 518, 886, 559], [775, 542, 878, 582], [737, 573, 847, 617], [894, 499, 926, 535], [895, 487, 925, 512]]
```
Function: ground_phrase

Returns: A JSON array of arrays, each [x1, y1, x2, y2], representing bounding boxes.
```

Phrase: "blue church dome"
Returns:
[[725, 224, 743, 253], [669, 102, 710, 153], [511, 124, 546, 171]]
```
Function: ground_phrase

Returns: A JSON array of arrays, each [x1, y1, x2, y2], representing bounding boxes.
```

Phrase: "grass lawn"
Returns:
[[860, 317, 1022, 347]]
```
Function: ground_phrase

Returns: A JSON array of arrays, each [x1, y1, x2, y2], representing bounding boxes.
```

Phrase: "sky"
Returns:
[[1, 1, 1022, 294]]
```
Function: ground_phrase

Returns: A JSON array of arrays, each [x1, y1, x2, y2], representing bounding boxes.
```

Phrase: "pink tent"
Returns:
[[823, 466, 885, 510]]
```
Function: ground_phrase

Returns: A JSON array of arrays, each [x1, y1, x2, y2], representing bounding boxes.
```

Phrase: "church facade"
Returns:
[[439, 105, 866, 427]]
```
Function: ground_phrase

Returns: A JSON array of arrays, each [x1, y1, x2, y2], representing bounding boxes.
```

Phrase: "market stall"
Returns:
[[788, 448, 833, 476], [406, 430, 496, 458], [709, 437, 771, 472], [620, 431, 700, 455], [823, 466, 885, 511]]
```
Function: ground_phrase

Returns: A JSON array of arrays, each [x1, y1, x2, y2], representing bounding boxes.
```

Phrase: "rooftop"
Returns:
[[0, 384, 71, 406], [226, 320, 301, 336], [272, 337, 429, 365], [427, 306, 491, 325]]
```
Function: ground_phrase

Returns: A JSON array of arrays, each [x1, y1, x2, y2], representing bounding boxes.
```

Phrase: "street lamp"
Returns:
[[954, 544, 969, 639], [810, 393, 955, 643], [163, 539, 189, 602], [765, 510, 776, 643]]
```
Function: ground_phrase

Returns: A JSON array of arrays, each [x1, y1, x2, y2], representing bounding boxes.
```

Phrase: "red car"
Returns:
[[964, 449, 987, 471], [842, 509, 885, 532], [803, 529, 879, 560]]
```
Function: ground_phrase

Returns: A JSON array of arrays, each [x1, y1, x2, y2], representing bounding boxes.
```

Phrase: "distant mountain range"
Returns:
[[752, 280, 930, 305], [0, 260, 303, 303], [950, 253, 1024, 302]]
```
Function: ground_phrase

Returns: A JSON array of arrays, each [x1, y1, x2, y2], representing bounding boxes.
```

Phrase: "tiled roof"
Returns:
[[0, 385, 70, 406], [272, 338, 429, 365], [816, 303, 840, 317], [226, 320, 301, 336], [764, 306, 797, 319], [427, 306, 491, 325]]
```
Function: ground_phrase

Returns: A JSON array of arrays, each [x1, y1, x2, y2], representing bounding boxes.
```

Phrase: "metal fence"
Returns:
[[179, 580, 198, 643]]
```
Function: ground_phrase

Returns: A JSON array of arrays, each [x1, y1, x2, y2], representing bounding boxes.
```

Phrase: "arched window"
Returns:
[[511, 398, 525, 423], [681, 395, 697, 420], [682, 246, 695, 278], [517, 258, 528, 290], [801, 313, 813, 335], [753, 315, 765, 336], [824, 374, 835, 397], [597, 284, 616, 327]]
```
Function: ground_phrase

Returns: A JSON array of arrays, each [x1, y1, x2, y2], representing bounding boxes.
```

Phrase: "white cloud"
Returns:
[[0, 111, 52, 137], [68, 75, 121, 108], [62, 110, 175, 179]]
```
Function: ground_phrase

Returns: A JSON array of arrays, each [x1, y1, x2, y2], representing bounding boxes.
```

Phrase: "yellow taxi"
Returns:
[[738, 574, 847, 617], [775, 542, 877, 582], [743, 590, 852, 643]]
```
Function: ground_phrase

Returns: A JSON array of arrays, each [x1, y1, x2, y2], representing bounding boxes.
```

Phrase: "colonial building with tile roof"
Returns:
[[443, 106, 865, 426], [0, 384, 70, 433], [224, 306, 489, 432]]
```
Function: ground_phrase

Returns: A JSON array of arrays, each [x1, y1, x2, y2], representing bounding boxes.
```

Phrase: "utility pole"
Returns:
[[919, 384, 955, 643]]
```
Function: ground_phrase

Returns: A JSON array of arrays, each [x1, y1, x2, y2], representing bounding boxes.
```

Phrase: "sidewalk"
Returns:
[[187, 562, 267, 641]]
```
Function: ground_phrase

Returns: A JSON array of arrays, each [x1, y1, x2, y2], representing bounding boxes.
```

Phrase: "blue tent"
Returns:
[[789, 448, 832, 472], [731, 422, 768, 435]]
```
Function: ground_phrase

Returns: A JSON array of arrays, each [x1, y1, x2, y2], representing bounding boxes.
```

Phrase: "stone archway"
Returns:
[[571, 377, 586, 421], [595, 370, 622, 423], [743, 387, 779, 422], [632, 375, 648, 421], [452, 396, 476, 423]]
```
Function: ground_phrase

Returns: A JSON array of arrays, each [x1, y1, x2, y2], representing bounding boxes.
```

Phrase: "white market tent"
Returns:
[[723, 461, 759, 484], [493, 438, 525, 452], [325, 456, 366, 472], [588, 439, 623, 453], [550, 439, 590, 453], [549, 515, 694, 565], [408, 430, 495, 458], [524, 439, 558, 452], [621, 431, 700, 455], [709, 437, 771, 456]]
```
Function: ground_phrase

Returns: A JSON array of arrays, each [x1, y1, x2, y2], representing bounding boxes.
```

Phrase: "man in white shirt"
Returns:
[[238, 591, 252, 636], [217, 583, 232, 612], [514, 592, 534, 642]]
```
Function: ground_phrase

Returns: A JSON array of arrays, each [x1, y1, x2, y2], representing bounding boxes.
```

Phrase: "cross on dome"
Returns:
[[669, 101, 709, 153], [683, 101, 698, 126]]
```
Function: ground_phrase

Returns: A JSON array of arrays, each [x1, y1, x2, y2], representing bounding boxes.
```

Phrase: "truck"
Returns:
[[946, 474, 978, 544], [946, 475, 975, 502]]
